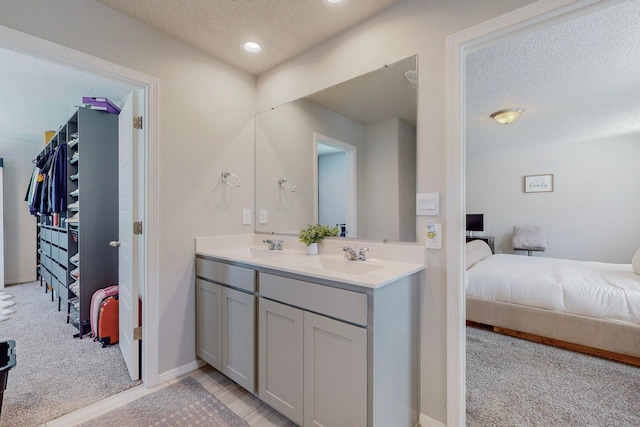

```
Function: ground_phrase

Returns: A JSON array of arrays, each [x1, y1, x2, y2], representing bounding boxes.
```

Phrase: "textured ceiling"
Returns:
[[0, 49, 133, 143], [97, 0, 401, 75], [2, 0, 639, 149], [466, 0, 640, 153]]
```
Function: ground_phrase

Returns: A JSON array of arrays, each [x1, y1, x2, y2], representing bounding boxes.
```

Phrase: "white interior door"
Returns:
[[118, 91, 141, 380]]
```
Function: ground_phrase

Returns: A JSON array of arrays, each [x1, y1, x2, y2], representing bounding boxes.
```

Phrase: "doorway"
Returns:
[[314, 133, 357, 238], [0, 24, 159, 388], [446, 0, 616, 425]]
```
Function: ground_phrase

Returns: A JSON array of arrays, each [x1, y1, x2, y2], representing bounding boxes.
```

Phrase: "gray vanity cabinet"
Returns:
[[196, 258, 256, 392], [303, 310, 367, 427], [196, 279, 223, 369], [258, 273, 367, 427], [196, 254, 419, 427], [258, 298, 304, 424]]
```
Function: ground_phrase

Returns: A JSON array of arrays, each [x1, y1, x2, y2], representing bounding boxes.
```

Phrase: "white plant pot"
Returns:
[[306, 243, 318, 255]]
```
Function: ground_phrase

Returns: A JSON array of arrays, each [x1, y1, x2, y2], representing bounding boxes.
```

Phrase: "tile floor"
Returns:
[[44, 365, 297, 427]]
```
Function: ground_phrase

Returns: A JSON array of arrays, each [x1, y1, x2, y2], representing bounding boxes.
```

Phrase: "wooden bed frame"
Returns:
[[467, 296, 640, 367]]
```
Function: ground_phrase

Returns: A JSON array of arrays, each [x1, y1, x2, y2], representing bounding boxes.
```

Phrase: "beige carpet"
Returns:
[[0, 281, 139, 427], [467, 325, 640, 426]]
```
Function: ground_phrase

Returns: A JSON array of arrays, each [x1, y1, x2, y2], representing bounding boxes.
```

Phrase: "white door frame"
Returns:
[[0, 24, 160, 387], [313, 133, 357, 238], [446, 0, 608, 425]]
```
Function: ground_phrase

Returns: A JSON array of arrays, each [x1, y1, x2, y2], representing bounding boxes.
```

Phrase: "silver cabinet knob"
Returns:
[[109, 240, 121, 247]]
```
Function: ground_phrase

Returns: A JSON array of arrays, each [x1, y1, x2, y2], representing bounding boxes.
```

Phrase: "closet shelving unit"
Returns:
[[37, 107, 119, 338], [37, 126, 70, 310]]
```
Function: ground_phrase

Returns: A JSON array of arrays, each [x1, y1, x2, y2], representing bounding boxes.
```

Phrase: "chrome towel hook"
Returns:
[[221, 172, 241, 188], [278, 178, 296, 192]]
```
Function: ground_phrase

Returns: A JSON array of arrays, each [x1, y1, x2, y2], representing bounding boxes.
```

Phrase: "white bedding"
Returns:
[[466, 254, 640, 326]]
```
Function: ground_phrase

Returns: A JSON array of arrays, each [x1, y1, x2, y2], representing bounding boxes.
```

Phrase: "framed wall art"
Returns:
[[524, 174, 553, 193]]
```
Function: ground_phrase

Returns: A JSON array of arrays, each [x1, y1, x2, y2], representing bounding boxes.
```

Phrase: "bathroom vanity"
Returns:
[[195, 234, 425, 427]]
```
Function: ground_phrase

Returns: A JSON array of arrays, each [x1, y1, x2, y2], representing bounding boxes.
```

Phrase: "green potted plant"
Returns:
[[298, 224, 340, 254]]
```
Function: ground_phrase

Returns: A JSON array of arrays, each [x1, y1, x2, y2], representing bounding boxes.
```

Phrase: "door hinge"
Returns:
[[133, 116, 143, 130], [133, 326, 142, 341], [133, 221, 143, 235]]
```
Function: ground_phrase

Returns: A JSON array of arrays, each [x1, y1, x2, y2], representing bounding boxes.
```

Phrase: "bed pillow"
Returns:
[[466, 239, 492, 270], [632, 247, 640, 275]]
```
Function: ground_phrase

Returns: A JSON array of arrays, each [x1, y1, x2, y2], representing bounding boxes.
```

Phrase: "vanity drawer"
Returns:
[[197, 257, 256, 293], [259, 273, 367, 327]]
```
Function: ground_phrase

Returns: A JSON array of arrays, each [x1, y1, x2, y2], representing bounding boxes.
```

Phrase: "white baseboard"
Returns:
[[156, 359, 205, 383], [420, 413, 447, 427]]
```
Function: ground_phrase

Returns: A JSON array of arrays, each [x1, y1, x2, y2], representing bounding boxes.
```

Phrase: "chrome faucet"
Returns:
[[263, 239, 283, 250], [343, 246, 370, 261], [343, 246, 358, 260]]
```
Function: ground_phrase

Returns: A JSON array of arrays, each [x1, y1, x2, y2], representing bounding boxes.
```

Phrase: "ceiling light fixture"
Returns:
[[243, 42, 262, 53], [490, 108, 523, 125], [326, 0, 344, 3]]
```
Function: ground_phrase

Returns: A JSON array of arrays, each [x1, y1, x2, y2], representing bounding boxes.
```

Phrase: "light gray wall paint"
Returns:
[[361, 119, 400, 241], [0, 135, 41, 284], [318, 152, 346, 229], [0, 0, 256, 375], [1, 0, 537, 422], [256, 0, 535, 422], [467, 133, 640, 263], [255, 98, 365, 234], [398, 119, 417, 242]]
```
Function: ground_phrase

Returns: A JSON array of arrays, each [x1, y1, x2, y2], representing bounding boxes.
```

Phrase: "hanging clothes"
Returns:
[[24, 148, 54, 215], [50, 143, 67, 213]]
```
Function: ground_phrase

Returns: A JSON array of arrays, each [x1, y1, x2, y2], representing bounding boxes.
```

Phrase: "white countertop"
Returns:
[[195, 234, 426, 289]]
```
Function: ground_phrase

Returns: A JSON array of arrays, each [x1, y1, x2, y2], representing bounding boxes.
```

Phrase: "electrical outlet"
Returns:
[[242, 208, 251, 225], [259, 208, 268, 224], [425, 221, 442, 249]]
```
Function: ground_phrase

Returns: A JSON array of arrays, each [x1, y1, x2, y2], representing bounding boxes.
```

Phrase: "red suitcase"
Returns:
[[90, 285, 119, 338], [96, 295, 119, 347]]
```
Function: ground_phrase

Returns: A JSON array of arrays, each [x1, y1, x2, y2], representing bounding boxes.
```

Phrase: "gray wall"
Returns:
[[256, 0, 535, 423], [468, 133, 640, 263], [1, 0, 537, 423], [0, 135, 41, 284], [0, 0, 256, 375]]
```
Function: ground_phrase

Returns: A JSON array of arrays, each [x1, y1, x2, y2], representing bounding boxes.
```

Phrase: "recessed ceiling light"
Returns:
[[243, 42, 262, 53]]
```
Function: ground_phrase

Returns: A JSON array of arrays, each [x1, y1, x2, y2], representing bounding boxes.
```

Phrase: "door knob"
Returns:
[[109, 240, 121, 247]]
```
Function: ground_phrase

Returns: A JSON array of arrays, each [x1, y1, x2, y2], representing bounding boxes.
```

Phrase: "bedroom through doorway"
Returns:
[[461, 0, 640, 424]]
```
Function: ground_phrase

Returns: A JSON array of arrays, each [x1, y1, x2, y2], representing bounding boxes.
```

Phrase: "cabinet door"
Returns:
[[304, 311, 367, 427], [196, 279, 222, 371], [258, 298, 304, 425], [221, 287, 255, 392]]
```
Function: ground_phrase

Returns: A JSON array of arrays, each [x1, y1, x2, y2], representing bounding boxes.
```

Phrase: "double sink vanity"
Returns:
[[195, 234, 425, 427]]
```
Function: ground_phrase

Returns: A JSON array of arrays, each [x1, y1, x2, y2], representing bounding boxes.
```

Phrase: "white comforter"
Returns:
[[466, 254, 640, 326]]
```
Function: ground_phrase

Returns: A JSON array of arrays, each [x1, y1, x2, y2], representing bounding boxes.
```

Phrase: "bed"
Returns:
[[465, 239, 640, 365]]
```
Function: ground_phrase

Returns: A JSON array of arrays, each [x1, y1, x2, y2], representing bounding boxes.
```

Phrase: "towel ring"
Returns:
[[221, 172, 241, 188]]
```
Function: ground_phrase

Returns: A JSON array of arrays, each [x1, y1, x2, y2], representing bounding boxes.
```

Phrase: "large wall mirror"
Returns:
[[255, 55, 418, 242]]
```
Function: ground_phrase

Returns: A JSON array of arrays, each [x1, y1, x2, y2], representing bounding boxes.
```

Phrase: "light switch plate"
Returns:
[[416, 193, 440, 216], [242, 208, 252, 225], [259, 208, 268, 224]]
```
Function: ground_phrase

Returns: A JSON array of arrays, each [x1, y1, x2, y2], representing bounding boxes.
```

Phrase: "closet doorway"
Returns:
[[0, 23, 159, 391]]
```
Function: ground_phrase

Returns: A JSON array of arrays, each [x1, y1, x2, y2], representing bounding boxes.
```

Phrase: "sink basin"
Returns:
[[221, 247, 286, 259], [294, 257, 384, 275]]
